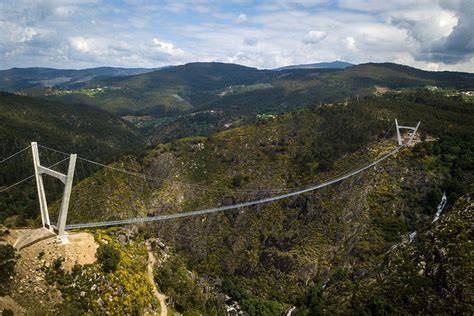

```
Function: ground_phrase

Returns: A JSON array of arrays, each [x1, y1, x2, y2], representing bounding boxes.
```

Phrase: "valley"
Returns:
[[0, 62, 473, 315], [3, 0, 474, 314]]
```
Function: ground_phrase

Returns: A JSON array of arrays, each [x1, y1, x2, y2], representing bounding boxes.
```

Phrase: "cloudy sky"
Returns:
[[1, 0, 473, 71]]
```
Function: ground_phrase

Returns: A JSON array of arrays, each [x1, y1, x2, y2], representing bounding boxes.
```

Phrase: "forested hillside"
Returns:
[[3, 0, 474, 314], [327, 194, 473, 315], [58, 90, 473, 314], [0, 92, 143, 224], [43, 62, 275, 115], [23, 62, 474, 121], [1, 63, 473, 316], [135, 62, 474, 143]]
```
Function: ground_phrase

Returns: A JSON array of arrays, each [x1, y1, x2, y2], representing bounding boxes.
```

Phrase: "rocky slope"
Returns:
[[54, 91, 473, 314], [322, 194, 473, 315]]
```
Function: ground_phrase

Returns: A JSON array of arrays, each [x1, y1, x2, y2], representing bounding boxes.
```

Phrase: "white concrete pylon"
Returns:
[[31, 142, 77, 244], [408, 121, 421, 146], [395, 119, 421, 146]]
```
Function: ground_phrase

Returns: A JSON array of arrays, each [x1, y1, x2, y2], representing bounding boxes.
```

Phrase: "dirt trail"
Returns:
[[147, 243, 168, 316]]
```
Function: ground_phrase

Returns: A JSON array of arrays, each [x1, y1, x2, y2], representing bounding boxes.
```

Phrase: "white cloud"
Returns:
[[69, 36, 92, 52], [152, 38, 184, 56], [0, 0, 473, 71], [388, 8, 458, 42], [344, 37, 358, 52], [303, 30, 327, 44], [339, 0, 432, 12], [0, 22, 41, 43], [53, 6, 77, 17], [237, 13, 247, 23]]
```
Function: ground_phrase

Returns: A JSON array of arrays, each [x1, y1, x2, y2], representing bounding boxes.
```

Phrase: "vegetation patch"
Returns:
[[42, 229, 157, 314]]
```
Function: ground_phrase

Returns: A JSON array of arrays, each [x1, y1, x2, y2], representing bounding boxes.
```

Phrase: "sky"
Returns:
[[1, 0, 473, 71]]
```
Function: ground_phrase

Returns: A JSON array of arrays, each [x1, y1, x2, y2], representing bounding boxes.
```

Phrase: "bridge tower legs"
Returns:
[[407, 121, 421, 146], [31, 142, 76, 244], [395, 119, 421, 146]]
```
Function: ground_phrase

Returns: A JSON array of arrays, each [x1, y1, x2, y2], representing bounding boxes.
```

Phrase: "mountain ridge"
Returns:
[[0, 66, 164, 91]]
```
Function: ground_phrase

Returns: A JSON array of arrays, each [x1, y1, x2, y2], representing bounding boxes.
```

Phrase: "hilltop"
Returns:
[[0, 228, 161, 314]]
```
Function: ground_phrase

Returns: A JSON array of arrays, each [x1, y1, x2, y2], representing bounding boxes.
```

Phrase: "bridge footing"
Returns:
[[56, 233, 70, 245]]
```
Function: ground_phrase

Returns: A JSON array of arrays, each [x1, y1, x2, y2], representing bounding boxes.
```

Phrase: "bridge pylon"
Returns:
[[395, 119, 421, 146], [31, 142, 76, 244]]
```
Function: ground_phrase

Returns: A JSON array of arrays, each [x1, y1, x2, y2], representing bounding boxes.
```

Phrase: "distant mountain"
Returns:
[[274, 61, 354, 71], [0, 66, 164, 91], [99, 62, 274, 90], [146, 62, 474, 142], [4, 61, 474, 123], [45, 62, 275, 115]]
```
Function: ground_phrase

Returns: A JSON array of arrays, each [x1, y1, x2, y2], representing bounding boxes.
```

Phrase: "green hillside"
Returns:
[[147, 64, 474, 143], [44, 62, 274, 115], [0, 92, 143, 223], [39, 62, 474, 122], [327, 194, 473, 315], [59, 90, 473, 314]]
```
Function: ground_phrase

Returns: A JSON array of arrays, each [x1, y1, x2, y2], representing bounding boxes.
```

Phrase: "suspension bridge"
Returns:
[[0, 119, 420, 244]]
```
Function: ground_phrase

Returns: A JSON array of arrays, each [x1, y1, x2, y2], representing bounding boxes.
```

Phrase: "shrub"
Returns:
[[2, 309, 14, 316], [154, 256, 220, 314], [241, 298, 284, 316], [331, 268, 348, 283], [231, 174, 249, 188], [221, 278, 250, 301], [44, 257, 65, 284], [96, 244, 121, 273], [0, 245, 16, 295], [3, 215, 26, 228]]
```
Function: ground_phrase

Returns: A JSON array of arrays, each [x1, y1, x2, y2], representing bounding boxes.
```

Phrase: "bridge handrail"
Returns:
[[65, 145, 403, 229]]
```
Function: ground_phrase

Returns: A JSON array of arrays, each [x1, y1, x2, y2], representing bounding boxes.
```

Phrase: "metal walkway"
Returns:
[[65, 145, 403, 229]]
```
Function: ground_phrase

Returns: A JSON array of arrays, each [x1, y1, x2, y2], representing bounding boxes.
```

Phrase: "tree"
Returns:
[[96, 244, 120, 273], [242, 298, 284, 316]]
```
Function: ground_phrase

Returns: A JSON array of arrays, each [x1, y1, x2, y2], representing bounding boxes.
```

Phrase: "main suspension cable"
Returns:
[[0, 156, 70, 193], [0, 145, 32, 163]]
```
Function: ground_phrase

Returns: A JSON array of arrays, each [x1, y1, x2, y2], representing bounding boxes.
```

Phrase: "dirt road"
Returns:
[[147, 243, 168, 316]]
